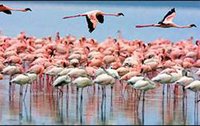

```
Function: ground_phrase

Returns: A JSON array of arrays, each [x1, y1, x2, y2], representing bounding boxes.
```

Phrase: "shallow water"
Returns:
[[0, 75, 199, 125]]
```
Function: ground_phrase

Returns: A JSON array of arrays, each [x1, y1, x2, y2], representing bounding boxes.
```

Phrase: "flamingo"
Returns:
[[11, 73, 37, 100], [133, 77, 156, 97], [127, 76, 145, 86], [52, 75, 71, 95], [101, 67, 120, 79], [63, 10, 124, 33], [0, 4, 32, 14], [58, 67, 74, 76], [185, 80, 200, 102], [67, 68, 88, 79], [175, 70, 194, 98], [93, 73, 115, 98], [151, 72, 172, 95], [136, 8, 197, 28], [72, 76, 93, 100]]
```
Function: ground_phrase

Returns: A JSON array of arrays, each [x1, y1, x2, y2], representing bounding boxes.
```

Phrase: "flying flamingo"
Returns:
[[63, 10, 124, 33], [136, 8, 197, 28], [0, 4, 32, 14]]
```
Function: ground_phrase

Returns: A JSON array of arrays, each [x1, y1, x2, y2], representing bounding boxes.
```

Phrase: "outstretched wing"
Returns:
[[96, 13, 104, 23], [2, 10, 12, 14], [85, 15, 98, 33], [158, 8, 176, 24], [0, 4, 12, 14]]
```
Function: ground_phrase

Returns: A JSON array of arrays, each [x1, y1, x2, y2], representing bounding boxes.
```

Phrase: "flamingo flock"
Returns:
[[0, 31, 199, 103], [0, 4, 199, 112]]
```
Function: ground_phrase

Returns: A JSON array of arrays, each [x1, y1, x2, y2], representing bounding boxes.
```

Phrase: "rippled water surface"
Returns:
[[0, 74, 199, 125]]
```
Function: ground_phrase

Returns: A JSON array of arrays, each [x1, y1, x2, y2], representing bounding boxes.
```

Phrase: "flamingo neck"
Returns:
[[174, 25, 191, 28], [63, 14, 85, 19], [103, 13, 118, 16], [11, 8, 26, 12], [136, 24, 158, 28]]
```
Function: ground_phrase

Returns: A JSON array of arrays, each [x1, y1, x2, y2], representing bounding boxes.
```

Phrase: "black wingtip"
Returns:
[[25, 8, 32, 11], [172, 8, 175, 12], [3, 10, 12, 15], [89, 30, 93, 33]]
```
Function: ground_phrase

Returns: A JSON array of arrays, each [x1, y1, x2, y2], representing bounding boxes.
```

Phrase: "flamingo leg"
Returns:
[[19, 85, 23, 124], [111, 85, 113, 107], [81, 88, 83, 102], [9, 76, 12, 97], [182, 86, 186, 99], [104, 86, 106, 98], [123, 84, 128, 98], [162, 84, 165, 97], [101, 87, 104, 99], [142, 91, 145, 125], [93, 84, 96, 95], [167, 85, 170, 98], [23, 84, 29, 101], [196, 94, 200, 103], [80, 89, 83, 125], [138, 90, 142, 101]]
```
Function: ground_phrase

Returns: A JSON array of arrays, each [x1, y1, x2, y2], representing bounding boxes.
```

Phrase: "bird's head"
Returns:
[[25, 8, 32, 11], [190, 24, 197, 28], [117, 13, 124, 16], [196, 40, 200, 46]]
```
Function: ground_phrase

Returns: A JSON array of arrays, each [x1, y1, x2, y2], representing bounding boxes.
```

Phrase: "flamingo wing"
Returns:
[[2, 10, 12, 14], [96, 13, 104, 23], [0, 4, 12, 14], [85, 15, 98, 33], [158, 8, 176, 24]]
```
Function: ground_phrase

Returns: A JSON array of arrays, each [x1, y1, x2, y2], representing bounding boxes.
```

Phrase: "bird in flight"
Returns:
[[63, 10, 124, 33], [136, 8, 197, 28], [0, 4, 32, 14]]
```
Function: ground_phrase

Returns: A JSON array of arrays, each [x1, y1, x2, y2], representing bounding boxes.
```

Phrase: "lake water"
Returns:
[[0, 1, 200, 125], [0, 1, 200, 42], [0, 74, 199, 125]]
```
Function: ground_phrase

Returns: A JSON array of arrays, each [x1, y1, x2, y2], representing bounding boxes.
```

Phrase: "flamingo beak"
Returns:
[[25, 8, 32, 11], [118, 13, 124, 16], [191, 24, 197, 27]]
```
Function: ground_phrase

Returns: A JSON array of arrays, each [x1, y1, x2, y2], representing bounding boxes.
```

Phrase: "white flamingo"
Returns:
[[93, 73, 115, 98], [11, 73, 37, 100], [53, 75, 71, 95], [175, 70, 194, 93], [58, 67, 74, 76], [185, 80, 200, 102], [72, 76, 93, 100]]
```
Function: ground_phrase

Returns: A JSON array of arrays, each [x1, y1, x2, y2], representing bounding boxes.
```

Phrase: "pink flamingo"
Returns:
[[63, 10, 124, 32], [136, 8, 197, 28], [0, 4, 32, 14]]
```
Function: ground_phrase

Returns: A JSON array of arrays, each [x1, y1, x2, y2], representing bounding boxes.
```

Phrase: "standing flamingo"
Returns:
[[0, 4, 32, 14], [63, 10, 124, 32], [136, 8, 196, 28], [185, 80, 200, 103], [53, 75, 71, 96], [11, 73, 36, 100], [72, 76, 93, 101]]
